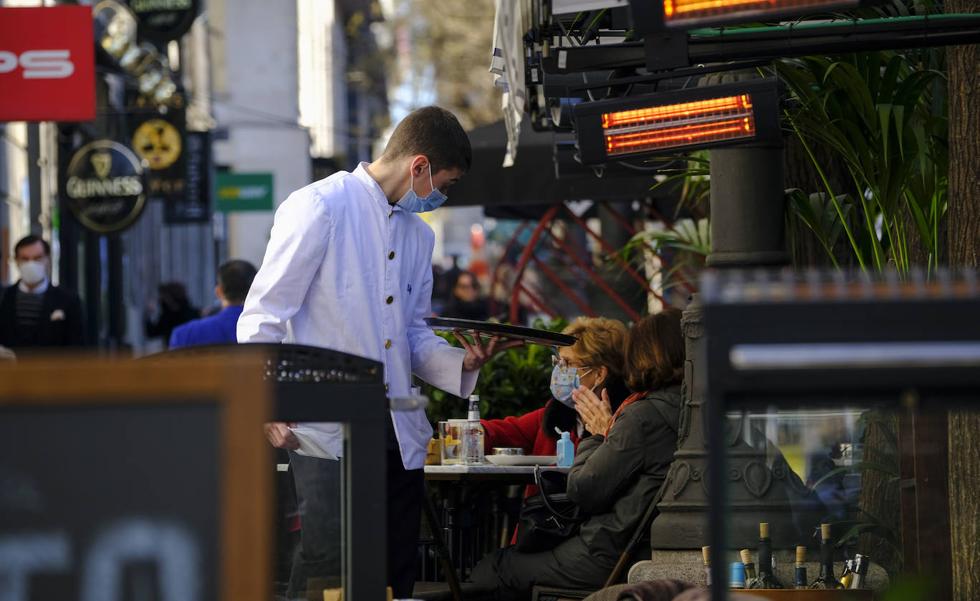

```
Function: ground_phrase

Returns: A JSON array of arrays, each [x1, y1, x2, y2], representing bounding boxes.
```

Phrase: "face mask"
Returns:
[[397, 163, 448, 213], [18, 260, 47, 286], [550, 365, 592, 408]]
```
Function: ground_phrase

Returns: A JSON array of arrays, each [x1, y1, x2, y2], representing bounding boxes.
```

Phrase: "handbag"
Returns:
[[514, 466, 585, 552]]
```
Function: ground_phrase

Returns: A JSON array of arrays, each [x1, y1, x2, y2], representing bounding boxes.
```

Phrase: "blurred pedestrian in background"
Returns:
[[145, 281, 199, 348], [169, 260, 257, 349], [0, 235, 84, 352], [443, 270, 489, 321]]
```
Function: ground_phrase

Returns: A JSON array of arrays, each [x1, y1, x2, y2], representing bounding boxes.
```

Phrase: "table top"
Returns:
[[424, 463, 569, 482]]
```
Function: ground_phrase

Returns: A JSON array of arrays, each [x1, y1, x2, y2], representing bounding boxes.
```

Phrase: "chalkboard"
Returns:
[[0, 354, 272, 601]]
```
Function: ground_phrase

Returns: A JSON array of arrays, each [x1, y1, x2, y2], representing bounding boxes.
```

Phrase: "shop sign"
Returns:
[[127, 0, 199, 42], [215, 172, 274, 213], [166, 131, 211, 223], [130, 107, 187, 202], [64, 140, 147, 234], [0, 6, 95, 122]]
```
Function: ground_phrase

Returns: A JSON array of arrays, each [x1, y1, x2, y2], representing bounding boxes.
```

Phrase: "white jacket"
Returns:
[[238, 164, 477, 469]]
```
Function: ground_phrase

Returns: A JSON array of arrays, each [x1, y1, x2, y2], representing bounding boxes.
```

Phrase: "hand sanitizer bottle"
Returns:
[[462, 395, 484, 465], [556, 431, 574, 467]]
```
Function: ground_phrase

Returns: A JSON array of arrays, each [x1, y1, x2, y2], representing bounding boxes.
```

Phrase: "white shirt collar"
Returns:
[[18, 277, 49, 295], [352, 162, 404, 214]]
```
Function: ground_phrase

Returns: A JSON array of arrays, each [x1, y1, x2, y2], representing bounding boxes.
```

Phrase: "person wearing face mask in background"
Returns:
[[0, 235, 84, 353], [472, 309, 685, 600], [480, 317, 630, 503], [237, 106, 521, 599]]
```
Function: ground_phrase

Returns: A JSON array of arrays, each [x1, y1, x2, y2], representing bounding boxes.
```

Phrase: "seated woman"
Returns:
[[471, 308, 685, 600], [481, 316, 630, 497]]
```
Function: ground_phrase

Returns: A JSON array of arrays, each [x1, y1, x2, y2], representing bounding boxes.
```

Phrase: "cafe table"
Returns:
[[421, 463, 570, 601]]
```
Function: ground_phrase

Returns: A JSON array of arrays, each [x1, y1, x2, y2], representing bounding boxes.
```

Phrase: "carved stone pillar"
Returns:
[[649, 141, 814, 549], [650, 294, 813, 549]]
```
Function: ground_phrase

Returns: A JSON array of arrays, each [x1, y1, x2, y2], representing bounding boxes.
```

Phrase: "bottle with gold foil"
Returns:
[[754, 522, 783, 588], [839, 559, 854, 588], [810, 523, 844, 589], [741, 549, 758, 587], [794, 545, 808, 589]]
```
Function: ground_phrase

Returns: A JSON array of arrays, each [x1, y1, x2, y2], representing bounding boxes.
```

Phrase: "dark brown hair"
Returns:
[[381, 106, 472, 173], [218, 259, 257, 304], [624, 308, 685, 392], [14, 234, 50, 258]]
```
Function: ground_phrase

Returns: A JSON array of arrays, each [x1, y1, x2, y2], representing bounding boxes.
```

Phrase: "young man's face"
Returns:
[[431, 166, 464, 197], [409, 155, 464, 197]]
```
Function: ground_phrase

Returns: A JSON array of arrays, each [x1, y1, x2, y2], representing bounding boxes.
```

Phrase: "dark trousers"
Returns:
[[287, 426, 423, 599], [470, 537, 615, 601], [287, 452, 342, 599], [386, 448, 424, 598]]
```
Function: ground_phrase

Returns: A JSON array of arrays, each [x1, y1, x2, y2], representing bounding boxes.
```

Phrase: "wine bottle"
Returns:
[[850, 554, 869, 589], [794, 545, 807, 589], [702, 546, 712, 586], [740, 549, 758, 587], [755, 522, 783, 588], [810, 523, 843, 589]]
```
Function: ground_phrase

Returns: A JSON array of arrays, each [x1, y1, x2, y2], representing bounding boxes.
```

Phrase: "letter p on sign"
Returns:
[[0, 6, 94, 122]]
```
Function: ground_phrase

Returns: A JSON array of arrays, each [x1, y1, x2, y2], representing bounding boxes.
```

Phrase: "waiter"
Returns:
[[238, 106, 517, 597]]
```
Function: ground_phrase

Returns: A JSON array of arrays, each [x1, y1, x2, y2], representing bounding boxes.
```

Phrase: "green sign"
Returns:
[[215, 172, 274, 212]]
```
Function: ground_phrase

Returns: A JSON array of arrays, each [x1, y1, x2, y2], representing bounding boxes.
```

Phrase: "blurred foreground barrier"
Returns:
[[0, 352, 272, 601]]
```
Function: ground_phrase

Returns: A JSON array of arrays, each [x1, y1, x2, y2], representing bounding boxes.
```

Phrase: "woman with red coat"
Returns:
[[480, 316, 631, 498]]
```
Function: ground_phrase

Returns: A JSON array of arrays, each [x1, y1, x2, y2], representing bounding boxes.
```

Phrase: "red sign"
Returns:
[[0, 6, 95, 122]]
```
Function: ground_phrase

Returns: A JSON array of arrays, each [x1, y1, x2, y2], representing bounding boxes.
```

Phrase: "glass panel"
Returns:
[[275, 429, 347, 601], [717, 404, 897, 595]]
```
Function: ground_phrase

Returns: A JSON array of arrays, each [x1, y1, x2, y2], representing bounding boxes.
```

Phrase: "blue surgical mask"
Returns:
[[550, 364, 592, 407], [397, 163, 447, 213]]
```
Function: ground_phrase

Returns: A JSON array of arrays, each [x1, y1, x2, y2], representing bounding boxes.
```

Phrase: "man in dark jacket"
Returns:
[[0, 235, 84, 352]]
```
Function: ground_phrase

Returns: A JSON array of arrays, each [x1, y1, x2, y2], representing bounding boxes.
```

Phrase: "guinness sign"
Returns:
[[64, 140, 147, 234]]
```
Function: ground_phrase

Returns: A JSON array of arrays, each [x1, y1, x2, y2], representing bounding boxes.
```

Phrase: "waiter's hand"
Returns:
[[264, 422, 300, 450], [453, 331, 524, 371]]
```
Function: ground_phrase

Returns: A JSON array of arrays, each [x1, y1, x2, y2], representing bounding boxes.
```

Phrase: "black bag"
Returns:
[[514, 466, 585, 552]]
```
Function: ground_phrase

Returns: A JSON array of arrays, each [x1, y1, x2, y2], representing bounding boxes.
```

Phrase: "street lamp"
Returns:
[[93, 0, 137, 60]]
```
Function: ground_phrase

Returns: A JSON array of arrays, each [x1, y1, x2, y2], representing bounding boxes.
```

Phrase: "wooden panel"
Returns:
[[0, 353, 272, 601]]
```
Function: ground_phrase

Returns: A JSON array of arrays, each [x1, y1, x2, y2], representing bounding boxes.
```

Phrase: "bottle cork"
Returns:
[[796, 545, 807, 565], [740, 548, 753, 565], [820, 523, 832, 542], [760, 522, 770, 539], [702, 546, 711, 565]]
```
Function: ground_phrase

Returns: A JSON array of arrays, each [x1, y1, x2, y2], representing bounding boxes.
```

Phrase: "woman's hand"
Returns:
[[573, 386, 613, 436]]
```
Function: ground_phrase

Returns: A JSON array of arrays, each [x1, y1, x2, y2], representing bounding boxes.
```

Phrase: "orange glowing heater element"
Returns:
[[663, 0, 851, 25], [601, 94, 756, 156]]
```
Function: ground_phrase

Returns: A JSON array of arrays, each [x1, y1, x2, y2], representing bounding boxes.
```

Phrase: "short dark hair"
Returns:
[[218, 260, 257, 305], [624, 308, 685, 393], [382, 106, 472, 173], [14, 235, 50, 259]]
